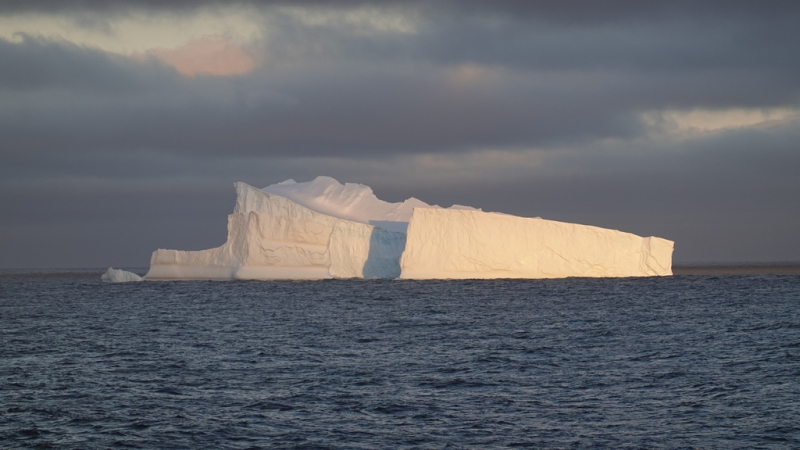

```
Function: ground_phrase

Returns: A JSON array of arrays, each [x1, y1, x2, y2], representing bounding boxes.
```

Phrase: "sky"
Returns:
[[1, 0, 799, 268]]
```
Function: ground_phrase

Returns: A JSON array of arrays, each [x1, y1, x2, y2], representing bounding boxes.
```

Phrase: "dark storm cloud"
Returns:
[[0, 35, 179, 91], [0, 0, 367, 13], [1, 35, 797, 162], [3, 1, 798, 19], [0, 35, 646, 158], [1, 0, 799, 267], [1, 0, 799, 161]]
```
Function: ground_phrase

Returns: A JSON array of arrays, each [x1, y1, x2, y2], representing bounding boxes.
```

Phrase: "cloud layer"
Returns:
[[1, 1, 799, 267]]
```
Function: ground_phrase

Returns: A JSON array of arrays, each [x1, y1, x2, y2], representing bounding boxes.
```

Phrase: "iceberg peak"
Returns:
[[260, 176, 435, 232]]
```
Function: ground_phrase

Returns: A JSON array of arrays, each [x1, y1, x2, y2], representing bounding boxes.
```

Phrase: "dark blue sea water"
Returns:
[[1, 273, 799, 449]]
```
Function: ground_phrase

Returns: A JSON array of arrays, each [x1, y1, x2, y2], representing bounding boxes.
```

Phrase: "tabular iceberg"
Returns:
[[127, 176, 673, 281]]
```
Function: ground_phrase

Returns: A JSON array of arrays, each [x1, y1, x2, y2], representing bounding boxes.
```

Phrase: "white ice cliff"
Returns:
[[131, 176, 673, 281], [145, 178, 412, 280], [399, 208, 673, 279]]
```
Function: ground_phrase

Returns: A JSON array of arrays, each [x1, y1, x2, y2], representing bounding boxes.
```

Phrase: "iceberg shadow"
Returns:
[[362, 227, 406, 279], [368, 220, 408, 233]]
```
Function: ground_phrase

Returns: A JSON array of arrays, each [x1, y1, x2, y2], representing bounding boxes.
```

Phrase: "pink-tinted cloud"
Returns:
[[137, 35, 257, 77]]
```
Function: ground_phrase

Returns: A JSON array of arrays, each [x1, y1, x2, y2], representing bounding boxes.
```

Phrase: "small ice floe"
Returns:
[[101, 267, 143, 283]]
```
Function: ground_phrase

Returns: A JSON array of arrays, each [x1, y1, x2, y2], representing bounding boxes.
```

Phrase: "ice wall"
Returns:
[[399, 208, 673, 279], [145, 183, 406, 280]]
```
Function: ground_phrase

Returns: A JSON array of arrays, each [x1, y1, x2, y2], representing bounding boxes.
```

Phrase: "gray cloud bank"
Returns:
[[1, 1, 799, 267]]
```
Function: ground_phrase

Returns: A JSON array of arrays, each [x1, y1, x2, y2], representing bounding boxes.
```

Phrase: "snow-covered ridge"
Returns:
[[104, 176, 673, 282], [252, 176, 477, 233]]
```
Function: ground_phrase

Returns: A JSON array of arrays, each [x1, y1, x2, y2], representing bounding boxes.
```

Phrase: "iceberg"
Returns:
[[132, 176, 672, 281], [101, 267, 143, 282]]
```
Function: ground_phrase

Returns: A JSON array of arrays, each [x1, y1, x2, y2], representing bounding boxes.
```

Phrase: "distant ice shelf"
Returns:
[[105, 176, 673, 282]]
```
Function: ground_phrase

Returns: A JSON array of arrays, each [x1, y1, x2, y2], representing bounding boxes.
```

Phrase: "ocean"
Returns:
[[1, 272, 799, 448]]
